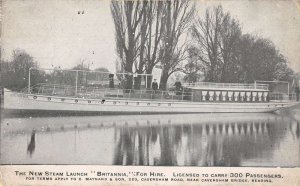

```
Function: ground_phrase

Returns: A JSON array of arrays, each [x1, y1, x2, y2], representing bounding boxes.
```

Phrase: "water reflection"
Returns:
[[0, 113, 299, 166], [27, 129, 36, 157], [113, 121, 280, 166]]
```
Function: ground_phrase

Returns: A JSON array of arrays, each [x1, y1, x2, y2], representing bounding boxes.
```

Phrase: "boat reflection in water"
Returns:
[[1, 113, 300, 166]]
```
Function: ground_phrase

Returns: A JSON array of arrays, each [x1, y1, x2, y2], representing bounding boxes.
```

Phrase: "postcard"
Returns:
[[1, 0, 300, 185]]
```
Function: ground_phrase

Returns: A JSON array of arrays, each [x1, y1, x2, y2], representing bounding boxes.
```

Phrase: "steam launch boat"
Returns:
[[2, 68, 299, 115]]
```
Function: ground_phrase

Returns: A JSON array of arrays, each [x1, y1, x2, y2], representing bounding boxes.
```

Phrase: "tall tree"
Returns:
[[111, 0, 146, 89], [182, 47, 205, 83], [218, 13, 242, 82], [236, 35, 293, 82], [190, 5, 242, 82], [133, 0, 150, 89], [144, 1, 165, 88], [158, 0, 195, 90]]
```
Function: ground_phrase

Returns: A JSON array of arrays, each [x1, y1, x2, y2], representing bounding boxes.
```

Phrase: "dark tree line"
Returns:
[[186, 5, 293, 83], [0, 50, 111, 91], [0, 50, 42, 91]]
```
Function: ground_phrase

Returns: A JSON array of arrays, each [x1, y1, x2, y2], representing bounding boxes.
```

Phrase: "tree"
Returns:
[[158, 0, 195, 90], [94, 67, 110, 82], [218, 12, 242, 82], [190, 5, 242, 82], [0, 50, 40, 91], [236, 35, 294, 82], [190, 5, 293, 83], [133, 0, 150, 89], [182, 47, 204, 83], [111, 0, 146, 90], [144, 1, 165, 88]]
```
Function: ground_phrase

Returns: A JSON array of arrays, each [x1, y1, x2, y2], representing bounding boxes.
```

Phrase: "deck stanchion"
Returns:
[[145, 75, 147, 89], [75, 70, 78, 97]]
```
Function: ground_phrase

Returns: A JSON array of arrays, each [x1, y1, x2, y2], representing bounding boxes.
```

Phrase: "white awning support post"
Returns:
[[234, 92, 239, 101], [202, 91, 207, 101], [215, 91, 221, 101], [209, 91, 214, 101], [28, 68, 31, 93], [252, 92, 258, 102], [228, 91, 233, 101], [246, 92, 251, 102], [240, 92, 245, 101], [222, 91, 227, 101], [258, 92, 263, 101], [145, 75, 147, 89]]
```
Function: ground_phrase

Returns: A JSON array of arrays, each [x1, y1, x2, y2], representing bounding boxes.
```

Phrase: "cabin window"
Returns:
[[88, 100, 91, 104], [101, 99, 105, 104], [48, 97, 51, 101], [61, 98, 65, 102], [75, 99, 78, 103], [33, 96, 37, 99], [136, 102, 139, 105], [113, 101, 116, 105]]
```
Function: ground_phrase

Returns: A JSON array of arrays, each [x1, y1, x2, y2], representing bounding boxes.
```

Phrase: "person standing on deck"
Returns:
[[174, 80, 183, 95], [109, 74, 114, 89], [295, 85, 300, 101], [152, 79, 158, 91]]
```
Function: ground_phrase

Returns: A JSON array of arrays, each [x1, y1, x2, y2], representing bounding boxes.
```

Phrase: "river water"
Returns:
[[0, 111, 300, 167]]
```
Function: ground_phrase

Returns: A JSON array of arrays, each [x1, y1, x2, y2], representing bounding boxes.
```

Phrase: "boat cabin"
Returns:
[[184, 82, 269, 102]]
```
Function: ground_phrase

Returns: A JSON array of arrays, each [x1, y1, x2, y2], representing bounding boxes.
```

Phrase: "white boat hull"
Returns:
[[3, 89, 298, 115]]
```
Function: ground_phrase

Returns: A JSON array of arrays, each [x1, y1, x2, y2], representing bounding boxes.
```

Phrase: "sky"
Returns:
[[1, 0, 300, 73]]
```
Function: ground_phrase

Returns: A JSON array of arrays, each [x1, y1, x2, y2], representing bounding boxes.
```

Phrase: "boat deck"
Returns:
[[28, 83, 193, 102], [24, 83, 298, 103]]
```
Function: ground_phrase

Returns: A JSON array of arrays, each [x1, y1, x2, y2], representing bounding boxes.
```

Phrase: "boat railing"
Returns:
[[184, 82, 269, 90], [25, 83, 194, 102], [269, 92, 298, 102]]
